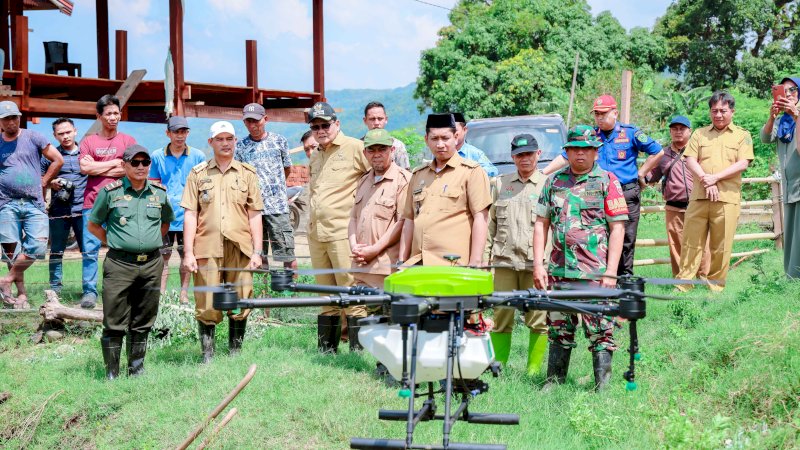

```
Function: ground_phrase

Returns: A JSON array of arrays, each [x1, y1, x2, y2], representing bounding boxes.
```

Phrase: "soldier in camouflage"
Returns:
[[533, 125, 629, 391]]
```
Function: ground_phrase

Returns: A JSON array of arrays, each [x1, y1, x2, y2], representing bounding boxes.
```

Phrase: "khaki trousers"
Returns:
[[492, 268, 547, 334], [665, 207, 710, 277], [308, 235, 365, 317], [676, 200, 740, 292], [194, 240, 252, 325]]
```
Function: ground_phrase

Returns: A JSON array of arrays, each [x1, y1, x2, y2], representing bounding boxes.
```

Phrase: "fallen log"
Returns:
[[39, 290, 103, 322]]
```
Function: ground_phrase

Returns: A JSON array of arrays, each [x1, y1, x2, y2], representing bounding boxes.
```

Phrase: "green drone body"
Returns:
[[383, 266, 494, 297]]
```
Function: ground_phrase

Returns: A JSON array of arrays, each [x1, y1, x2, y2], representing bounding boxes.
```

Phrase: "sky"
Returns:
[[24, 0, 673, 92]]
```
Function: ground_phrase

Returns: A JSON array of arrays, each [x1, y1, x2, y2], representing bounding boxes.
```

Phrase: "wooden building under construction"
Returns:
[[1, 0, 326, 125]]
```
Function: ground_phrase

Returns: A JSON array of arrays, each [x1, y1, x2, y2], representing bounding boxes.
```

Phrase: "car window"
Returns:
[[467, 126, 564, 165]]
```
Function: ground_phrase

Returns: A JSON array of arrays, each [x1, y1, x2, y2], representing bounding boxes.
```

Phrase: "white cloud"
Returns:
[[207, 0, 311, 40], [108, 0, 164, 37]]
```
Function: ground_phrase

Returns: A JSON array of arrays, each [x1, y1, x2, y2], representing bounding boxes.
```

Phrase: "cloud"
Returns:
[[108, 0, 164, 37], [206, 0, 311, 40]]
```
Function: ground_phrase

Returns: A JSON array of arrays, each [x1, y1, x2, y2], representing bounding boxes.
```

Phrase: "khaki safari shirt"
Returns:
[[309, 132, 369, 242], [685, 123, 754, 204], [486, 170, 548, 271], [180, 159, 264, 259], [402, 153, 492, 266], [350, 163, 411, 275], [89, 178, 174, 253]]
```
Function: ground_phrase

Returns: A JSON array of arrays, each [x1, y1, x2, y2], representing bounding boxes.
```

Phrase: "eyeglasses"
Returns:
[[310, 123, 332, 131], [787, 86, 799, 94], [129, 159, 152, 167]]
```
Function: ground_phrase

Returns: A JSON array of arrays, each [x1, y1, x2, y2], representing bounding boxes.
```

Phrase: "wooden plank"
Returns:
[[0, 0, 9, 70], [742, 177, 777, 184], [313, 0, 325, 100], [115, 30, 127, 80], [634, 249, 770, 267], [12, 15, 27, 91], [96, 0, 109, 78], [245, 39, 258, 103], [169, 0, 185, 116], [82, 68, 146, 137], [642, 199, 774, 214], [636, 232, 777, 247], [771, 179, 784, 249], [26, 97, 96, 115], [183, 104, 307, 123]]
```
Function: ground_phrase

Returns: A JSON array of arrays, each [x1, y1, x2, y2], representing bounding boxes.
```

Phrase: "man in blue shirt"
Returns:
[[148, 116, 206, 304], [542, 95, 663, 275], [453, 112, 499, 177]]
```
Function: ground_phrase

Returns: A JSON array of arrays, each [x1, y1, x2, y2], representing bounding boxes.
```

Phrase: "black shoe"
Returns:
[[198, 322, 215, 364], [543, 345, 572, 389], [317, 314, 341, 354], [127, 331, 148, 376], [100, 333, 123, 380], [592, 350, 613, 391], [228, 317, 247, 355], [80, 293, 97, 309], [346, 316, 363, 352]]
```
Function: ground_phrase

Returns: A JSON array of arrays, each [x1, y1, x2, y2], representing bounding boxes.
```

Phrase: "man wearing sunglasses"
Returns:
[[88, 144, 174, 379], [307, 101, 370, 353]]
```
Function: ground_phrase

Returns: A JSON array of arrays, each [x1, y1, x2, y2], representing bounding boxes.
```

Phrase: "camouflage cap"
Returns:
[[563, 125, 602, 149], [363, 128, 394, 147]]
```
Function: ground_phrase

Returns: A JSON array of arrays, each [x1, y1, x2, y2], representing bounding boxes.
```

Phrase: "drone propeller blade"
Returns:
[[641, 293, 681, 301], [217, 266, 374, 276]]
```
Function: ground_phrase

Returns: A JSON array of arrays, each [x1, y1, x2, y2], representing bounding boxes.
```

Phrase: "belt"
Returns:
[[621, 181, 639, 191], [666, 200, 689, 209], [107, 248, 161, 264]]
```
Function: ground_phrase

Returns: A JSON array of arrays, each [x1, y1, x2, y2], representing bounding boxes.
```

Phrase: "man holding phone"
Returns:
[[762, 76, 800, 278]]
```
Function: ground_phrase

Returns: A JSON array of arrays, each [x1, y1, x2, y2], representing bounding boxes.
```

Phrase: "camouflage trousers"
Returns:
[[546, 277, 618, 352]]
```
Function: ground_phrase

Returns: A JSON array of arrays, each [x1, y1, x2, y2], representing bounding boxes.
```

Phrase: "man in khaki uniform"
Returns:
[[346, 128, 410, 351], [181, 121, 264, 362], [676, 91, 754, 292], [400, 113, 491, 267], [486, 134, 549, 376], [307, 101, 370, 353]]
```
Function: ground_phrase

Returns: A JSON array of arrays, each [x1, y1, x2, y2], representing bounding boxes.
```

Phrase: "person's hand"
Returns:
[[49, 180, 62, 191], [247, 253, 263, 270], [601, 271, 617, 289], [533, 264, 548, 290], [701, 173, 718, 188], [638, 174, 647, 189], [771, 102, 782, 118], [777, 97, 799, 119], [182, 253, 198, 273], [705, 185, 720, 202]]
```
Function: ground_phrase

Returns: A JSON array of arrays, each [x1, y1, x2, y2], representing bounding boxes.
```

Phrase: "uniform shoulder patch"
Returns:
[[104, 180, 123, 191], [240, 162, 257, 173], [191, 161, 208, 173], [634, 129, 650, 143], [461, 158, 480, 168], [150, 181, 167, 191]]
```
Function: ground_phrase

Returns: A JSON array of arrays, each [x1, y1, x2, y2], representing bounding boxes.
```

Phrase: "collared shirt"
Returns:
[[458, 142, 498, 177], [89, 177, 174, 253], [149, 145, 207, 231], [646, 143, 694, 208], [761, 120, 800, 204], [535, 163, 628, 279], [685, 123, 754, 204], [309, 132, 369, 242], [41, 144, 88, 216], [350, 163, 411, 275], [79, 132, 137, 209], [487, 170, 548, 271], [560, 122, 662, 184], [401, 153, 492, 266], [234, 132, 291, 215], [180, 158, 264, 259]]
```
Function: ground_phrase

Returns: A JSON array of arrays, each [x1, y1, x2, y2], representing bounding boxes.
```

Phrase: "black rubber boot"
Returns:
[[592, 350, 613, 391], [127, 331, 149, 377], [347, 316, 363, 352], [100, 333, 123, 380], [198, 322, 215, 364], [317, 314, 341, 353], [228, 317, 247, 355], [543, 345, 572, 389]]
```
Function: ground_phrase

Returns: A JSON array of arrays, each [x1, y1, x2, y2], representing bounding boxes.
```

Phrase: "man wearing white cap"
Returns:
[[181, 121, 264, 362]]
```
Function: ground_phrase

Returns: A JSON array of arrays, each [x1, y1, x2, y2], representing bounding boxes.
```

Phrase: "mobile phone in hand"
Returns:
[[772, 84, 786, 102]]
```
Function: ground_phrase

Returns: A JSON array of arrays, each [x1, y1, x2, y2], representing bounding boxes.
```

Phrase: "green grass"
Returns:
[[0, 218, 798, 449]]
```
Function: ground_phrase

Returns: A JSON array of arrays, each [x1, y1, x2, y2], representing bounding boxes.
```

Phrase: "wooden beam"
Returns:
[[114, 30, 127, 80], [771, 180, 784, 249], [82, 69, 146, 137], [169, 0, 185, 116], [12, 14, 27, 99], [619, 69, 632, 124], [312, 0, 324, 100], [0, 0, 9, 70], [245, 39, 257, 103], [26, 97, 96, 116], [96, 0, 110, 78]]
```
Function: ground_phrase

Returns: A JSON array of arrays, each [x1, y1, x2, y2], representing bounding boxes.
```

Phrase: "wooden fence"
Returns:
[[633, 176, 783, 267]]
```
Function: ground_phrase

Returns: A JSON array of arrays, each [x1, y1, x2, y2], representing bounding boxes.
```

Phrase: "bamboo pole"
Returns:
[[633, 249, 770, 267], [636, 232, 777, 247], [770, 180, 784, 249], [565, 52, 579, 129], [641, 199, 773, 214], [197, 408, 238, 450]]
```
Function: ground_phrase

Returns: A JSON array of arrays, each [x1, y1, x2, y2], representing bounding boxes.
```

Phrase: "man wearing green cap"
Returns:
[[346, 128, 411, 350], [486, 134, 549, 375], [533, 125, 628, 391]]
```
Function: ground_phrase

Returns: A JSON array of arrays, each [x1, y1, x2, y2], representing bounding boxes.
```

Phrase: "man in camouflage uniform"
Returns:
[[533, 126, 629, 391], [486, 134, 549, 375]]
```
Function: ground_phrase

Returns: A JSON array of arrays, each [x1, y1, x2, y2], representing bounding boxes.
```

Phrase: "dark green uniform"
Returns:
[[89, 178, 173, 359]]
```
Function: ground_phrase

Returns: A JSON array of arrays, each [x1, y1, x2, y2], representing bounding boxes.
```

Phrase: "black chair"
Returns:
[[43, 41, 82, 77]]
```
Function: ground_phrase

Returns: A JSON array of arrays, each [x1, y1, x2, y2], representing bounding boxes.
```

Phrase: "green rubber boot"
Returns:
[[526, 333, 548, 376], [490, 332, 512, 366]]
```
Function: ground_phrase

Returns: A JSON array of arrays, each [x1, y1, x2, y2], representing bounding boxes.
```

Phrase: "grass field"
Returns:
[[0, 215, 798, 449]]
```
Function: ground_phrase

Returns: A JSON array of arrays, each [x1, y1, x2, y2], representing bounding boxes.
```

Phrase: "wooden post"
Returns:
[[245, 40, 258, 104], [96, 0, 110, 79], [12, 15, 26, 91], [0, 0, 9, 70], [620, 69, 633, 124], [771, 179, 784, 249], [115, 30, 127, 80], [169, 0, 185, 116], [312, 0, 325, 101], [565, 52, 579, 129]]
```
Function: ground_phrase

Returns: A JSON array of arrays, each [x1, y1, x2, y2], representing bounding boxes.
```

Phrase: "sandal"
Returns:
[[0, 290, 17, 309]]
